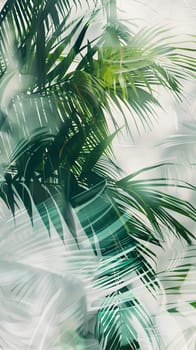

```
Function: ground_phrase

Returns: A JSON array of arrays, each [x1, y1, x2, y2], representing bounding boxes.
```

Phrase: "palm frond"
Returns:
[[0, 204, 93, 349], [160, 121, 196, 165], [1, 2, 195, 137], [89, 26, 196, 132], [96, 291, 161, 350], [0, 196, 160, 350], [156, 242, 196, 350], [159, 244, 196, 308], [114, 167, 195, 244]]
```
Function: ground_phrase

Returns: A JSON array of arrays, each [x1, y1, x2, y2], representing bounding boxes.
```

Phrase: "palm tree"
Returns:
[[0, 0, 195, 349]]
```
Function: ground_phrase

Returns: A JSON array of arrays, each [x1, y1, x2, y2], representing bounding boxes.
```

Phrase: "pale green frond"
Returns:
[[160, 121, 196, 165]]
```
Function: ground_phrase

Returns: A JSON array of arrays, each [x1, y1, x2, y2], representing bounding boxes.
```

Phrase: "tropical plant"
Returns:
[[0, 0, 195, 349]]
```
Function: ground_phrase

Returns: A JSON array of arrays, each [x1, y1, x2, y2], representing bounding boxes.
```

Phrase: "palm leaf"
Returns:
[[157, 243, 196, 350], [96, 291, 160, 349], [113, 164, 195, 244], [0, 204, 91, 349], [160, 121, 196, 165]]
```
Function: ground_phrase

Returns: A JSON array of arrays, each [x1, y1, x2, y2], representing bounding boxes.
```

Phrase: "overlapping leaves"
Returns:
[[0, 1, 195, 349]]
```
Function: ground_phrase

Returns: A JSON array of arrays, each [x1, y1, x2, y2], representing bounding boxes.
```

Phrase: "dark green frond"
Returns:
[[96, 291, 160, 350], [115, 169, 195, 244]]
